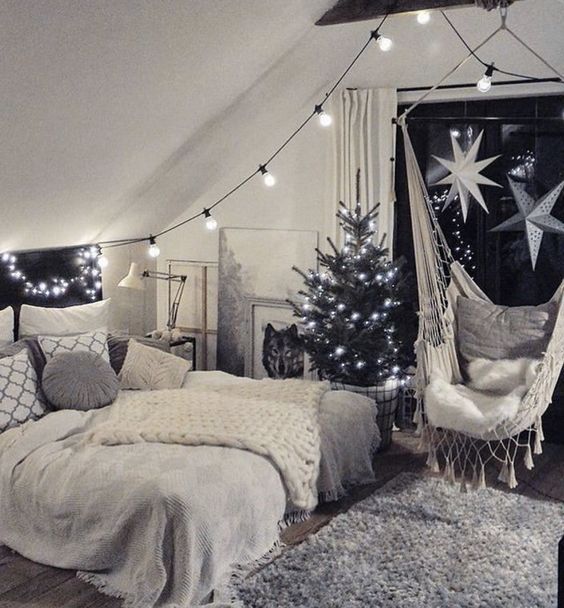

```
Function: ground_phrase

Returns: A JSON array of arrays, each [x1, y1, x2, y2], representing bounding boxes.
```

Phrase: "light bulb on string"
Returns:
[[148, 236, 160, 258], [477, 63, 495, 93], [97, 254, 109, 269], [259, 164, 276, 187], [203, 208, 218, 231], [376, 35, 392, 52], [314, 104, 332, 127], [416, 10, 431, 24]]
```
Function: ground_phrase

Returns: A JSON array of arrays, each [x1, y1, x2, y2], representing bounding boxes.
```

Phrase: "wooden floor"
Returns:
[[1, 431, 563, 607]]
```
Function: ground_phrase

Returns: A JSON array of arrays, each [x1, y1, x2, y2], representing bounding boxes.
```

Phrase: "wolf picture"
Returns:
[[262, 323, 304, 379]]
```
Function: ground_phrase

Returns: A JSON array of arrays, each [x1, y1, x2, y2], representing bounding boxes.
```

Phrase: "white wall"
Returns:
[[102, 242, 157, 336], [155, 88, 335, 333]]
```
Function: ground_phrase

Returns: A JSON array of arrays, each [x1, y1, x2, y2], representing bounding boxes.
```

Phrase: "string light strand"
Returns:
[[95, 14, 391, 254]]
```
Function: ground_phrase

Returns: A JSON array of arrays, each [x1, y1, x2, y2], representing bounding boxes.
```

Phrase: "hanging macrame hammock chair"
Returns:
[[398, 7, 564, 489]]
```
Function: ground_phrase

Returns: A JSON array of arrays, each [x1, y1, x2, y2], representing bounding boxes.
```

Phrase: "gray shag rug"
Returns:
[[235, 473, 564, 607]]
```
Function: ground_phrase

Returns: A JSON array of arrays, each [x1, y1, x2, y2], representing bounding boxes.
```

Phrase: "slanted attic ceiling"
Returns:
[[0, 0, 562, 251]]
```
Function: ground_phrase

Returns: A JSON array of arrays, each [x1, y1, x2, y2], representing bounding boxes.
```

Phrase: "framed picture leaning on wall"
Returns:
[[245, 297, 314, 380], [217, 227, 318, 377]]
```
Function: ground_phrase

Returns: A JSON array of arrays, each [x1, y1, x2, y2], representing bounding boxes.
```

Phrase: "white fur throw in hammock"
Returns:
[[425, 358, 540, 436], [87, 380, 330, 510]]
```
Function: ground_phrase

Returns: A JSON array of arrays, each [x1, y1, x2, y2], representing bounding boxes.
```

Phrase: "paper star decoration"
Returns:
[[433, 130, 502, 222], [491, 177, 564, 270]]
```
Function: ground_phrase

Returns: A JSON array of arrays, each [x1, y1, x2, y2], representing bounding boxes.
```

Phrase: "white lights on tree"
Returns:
[[97, 254, 109, 269], [477, 64, 495, 93], [259, 164, 276, 187], [417, 10, 431, 24], [148, 236, 160, 258], [203, 208, 218, 231]]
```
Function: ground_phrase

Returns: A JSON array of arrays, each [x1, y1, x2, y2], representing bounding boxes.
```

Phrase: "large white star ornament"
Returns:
[[491, 177, 564, 270], [433, 130, 502, 222]]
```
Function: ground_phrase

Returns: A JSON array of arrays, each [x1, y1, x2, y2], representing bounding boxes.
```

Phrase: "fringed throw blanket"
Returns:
[[87, 379, 330, 510]]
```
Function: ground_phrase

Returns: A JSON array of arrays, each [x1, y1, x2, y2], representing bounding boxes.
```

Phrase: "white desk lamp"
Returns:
[[118, 263, 187, 330]]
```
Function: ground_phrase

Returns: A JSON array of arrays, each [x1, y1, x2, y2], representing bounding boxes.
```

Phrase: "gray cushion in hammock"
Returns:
[[457, 296, 557, 362], [42, 351, 119, 410]]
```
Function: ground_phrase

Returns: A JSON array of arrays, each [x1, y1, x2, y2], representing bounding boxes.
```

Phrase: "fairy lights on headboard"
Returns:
[[0, 245, 103, 302]]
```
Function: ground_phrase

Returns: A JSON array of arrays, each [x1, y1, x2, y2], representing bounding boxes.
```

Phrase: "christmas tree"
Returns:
[[290, 191, 413, 387]]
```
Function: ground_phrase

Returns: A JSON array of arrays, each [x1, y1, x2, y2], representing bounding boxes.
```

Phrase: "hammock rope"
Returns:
[[403, 120, 564, 488], [399, 5, 564, 489]]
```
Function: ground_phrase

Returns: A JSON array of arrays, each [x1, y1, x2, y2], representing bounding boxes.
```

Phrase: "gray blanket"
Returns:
[[0, 379, 378, 607]]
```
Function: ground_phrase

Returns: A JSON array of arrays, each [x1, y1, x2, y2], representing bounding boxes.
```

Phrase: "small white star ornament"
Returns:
[[491, 176, 564, 270], [433, 130, 502, 221]]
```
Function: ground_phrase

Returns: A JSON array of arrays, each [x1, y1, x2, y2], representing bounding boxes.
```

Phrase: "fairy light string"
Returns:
[[0, 246, 103, 301]]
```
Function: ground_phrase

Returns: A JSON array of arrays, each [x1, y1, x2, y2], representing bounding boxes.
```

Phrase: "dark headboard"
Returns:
[[0, 245, 103, 339]]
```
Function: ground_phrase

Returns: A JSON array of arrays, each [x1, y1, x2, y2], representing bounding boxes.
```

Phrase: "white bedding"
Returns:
[[0, 372, 379, 607]]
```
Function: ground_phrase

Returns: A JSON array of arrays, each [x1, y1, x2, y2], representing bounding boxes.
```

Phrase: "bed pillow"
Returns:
[[18, 299, 110, 339], [42, 351, 119, 411], [119, 339, 190, 390], [0, 350, 47, 433], [457, 296, 556, 362], [0, 338, 47, 380], [0, 307, 14, 348], [38, 330, 110, 363], [108, 335, 171, 375]]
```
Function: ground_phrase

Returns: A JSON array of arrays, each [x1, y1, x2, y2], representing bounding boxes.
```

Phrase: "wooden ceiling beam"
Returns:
[[316, 0, 476, 26]]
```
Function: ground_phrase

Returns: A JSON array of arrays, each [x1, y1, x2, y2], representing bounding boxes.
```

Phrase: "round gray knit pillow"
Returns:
[[42, 351, 119, 411]]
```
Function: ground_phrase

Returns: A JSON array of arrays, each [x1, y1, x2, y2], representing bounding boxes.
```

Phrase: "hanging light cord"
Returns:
[[441, 10, 564, 82], [99, 9, 561, 251], [98, 15, 390, 250]]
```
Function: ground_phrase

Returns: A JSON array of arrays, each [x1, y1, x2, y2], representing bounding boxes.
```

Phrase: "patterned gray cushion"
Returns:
[[38, 330, 109, 363], [0, 350, 47, 432], [0, 338, 47, 380], [457, 296, 557, 362], [42, 351, 119, 411]]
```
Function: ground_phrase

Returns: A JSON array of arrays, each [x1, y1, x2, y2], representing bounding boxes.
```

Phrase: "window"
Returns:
[[394, 94, 564, 440]]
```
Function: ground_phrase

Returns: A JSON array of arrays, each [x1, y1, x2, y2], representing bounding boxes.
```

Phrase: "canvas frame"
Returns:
[[217, 227, 318, 377]]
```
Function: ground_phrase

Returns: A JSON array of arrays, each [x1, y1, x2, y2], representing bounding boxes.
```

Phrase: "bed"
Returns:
[[0, 369, 379, 608]]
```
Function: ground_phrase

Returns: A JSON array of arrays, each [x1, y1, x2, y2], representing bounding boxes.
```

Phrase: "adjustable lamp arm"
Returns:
[[142, 270, 187, 283], [141, 271, 187, 330]]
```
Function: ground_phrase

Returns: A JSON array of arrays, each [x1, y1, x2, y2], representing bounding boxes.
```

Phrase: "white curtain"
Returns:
[[330, 88, 397, 253]]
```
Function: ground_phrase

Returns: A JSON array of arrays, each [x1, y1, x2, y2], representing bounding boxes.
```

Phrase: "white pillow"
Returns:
[[0, 307, 14, 348], [19, 299, 110, 338], [119, 339, 190, 390], [38, 330, 110, 363]]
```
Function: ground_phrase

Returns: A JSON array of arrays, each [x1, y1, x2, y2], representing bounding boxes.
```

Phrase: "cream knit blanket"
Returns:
[[87, 379, 330, 510]]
